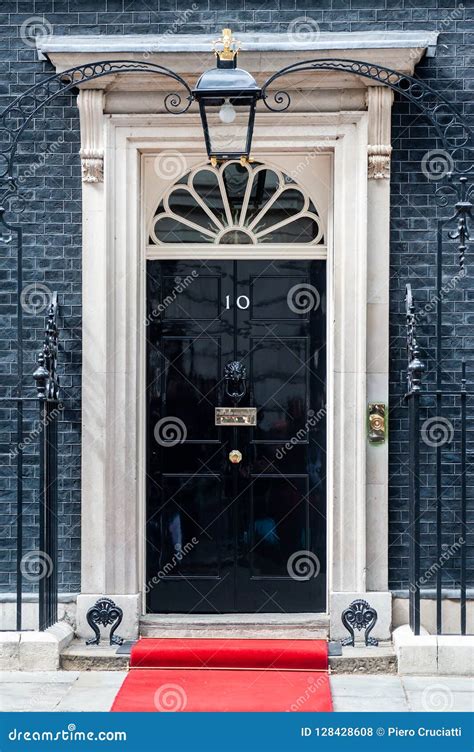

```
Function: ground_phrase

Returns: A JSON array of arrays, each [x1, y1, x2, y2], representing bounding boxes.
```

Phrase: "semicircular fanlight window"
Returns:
[[149, 161, 325, 246]]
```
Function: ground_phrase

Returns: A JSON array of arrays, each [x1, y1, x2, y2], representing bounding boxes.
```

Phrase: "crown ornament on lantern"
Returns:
[[212, 28, 241, 61]]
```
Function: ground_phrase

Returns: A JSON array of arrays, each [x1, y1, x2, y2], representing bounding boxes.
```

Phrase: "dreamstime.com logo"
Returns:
[[143, 4, 199, 58], [154, 417, 187, 446], [288, 673, 329, 711], [421, 150, 454, 181], [20, 551, 53, 583], [287, 283, 321, 314], [20, 16, 53, 48], [20, 283, 52, 315], [276, 406, 326, 460], [421, 683, 454, 712], [154, 683, 188, 712], [409, 537, 465, 593], [287, 550, 321, 581], [146, 271, 199, 325], [16, 135, 65, 203], [154, 150, 188, 181], [145, 538, 199, 593], [9, 403, 63, 461], [287, 16, 320, 45], [421, 416, 454, 447], [8, 724, 127, 742], [417, 267, 466, 320]]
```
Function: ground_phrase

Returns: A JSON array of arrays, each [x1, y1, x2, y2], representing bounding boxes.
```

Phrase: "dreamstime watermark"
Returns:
[[287, 16, 321, 45], [417, 267, 466, 320], [143, 5, 199, 58], [154, 150, 188, 181], [20, 550, 53, 582], [20, 282, 52, 315], [409, 537, 465, 593], [145, 538, 199, 593], [276, 406, 327, 460], [421, 683, 454, 712], [421, 149, 455, 181], [154, 683, 188, 712], [286, 140, 334, 182], [287, 673, 329, 711], [287, 550, 320, 581], [408, 3, 464, 63], [287, 283, 321, 314], [20, 16, 53, 48], [145, 271, 199, 325], [9, 403, 63, 461], [16, 135, 65, 202], [212, 124, 242, 152], [8, 725, 126, 742], [421, 416, 454, 447], [154, 417, 187, 446]]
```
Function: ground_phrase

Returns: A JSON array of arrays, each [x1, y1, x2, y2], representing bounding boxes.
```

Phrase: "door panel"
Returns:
[[146, 259, 326, 613]]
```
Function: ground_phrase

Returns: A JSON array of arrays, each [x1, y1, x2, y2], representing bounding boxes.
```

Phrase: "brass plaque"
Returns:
[[215, 407, 257, 426], [368, 403, 386, 444]]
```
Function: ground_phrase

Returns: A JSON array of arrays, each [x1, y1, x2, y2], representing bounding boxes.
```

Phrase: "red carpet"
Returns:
[[111, 638, 332, 712]]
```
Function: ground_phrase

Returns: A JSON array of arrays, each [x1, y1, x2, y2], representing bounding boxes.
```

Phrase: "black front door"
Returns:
[[146, 259, 326, 613]]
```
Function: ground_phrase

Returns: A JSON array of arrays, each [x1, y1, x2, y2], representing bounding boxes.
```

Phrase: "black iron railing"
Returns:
[[33, 293, 60, 630], [406, 281, 472, 636], [3, 288, 61, 632], [405, 283, 423, 636]]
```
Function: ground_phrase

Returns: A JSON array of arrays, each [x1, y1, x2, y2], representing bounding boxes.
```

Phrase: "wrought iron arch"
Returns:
[[261, 57, 472, 169], [0, 59, 193, 206]]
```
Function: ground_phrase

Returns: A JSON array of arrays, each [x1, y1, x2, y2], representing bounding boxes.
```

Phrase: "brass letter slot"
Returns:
[[215, 407, 257, 426]]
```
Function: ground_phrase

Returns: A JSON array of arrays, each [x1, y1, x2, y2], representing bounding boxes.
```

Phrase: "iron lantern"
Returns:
[[193, 29, 262, 164]]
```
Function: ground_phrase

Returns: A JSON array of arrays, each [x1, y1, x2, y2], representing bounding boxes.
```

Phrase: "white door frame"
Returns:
[[76, 110, 392, 639]]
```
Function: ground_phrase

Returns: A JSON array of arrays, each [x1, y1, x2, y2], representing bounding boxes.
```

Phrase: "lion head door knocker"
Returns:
[[85, 597, 124, 646], [224, 361, 247, 406], [341, 599, 379, 647]]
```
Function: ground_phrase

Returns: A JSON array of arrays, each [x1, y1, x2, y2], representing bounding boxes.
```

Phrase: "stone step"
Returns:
[[329, 645, 397, 674], [60, 638, 396, 674], [139, 613, 329, 640], [60, 642, 129, 671]]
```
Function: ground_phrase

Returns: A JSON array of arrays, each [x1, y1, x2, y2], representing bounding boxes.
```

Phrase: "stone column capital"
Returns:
[[366, 86, 394, 180], [77, 89, 105, 183]]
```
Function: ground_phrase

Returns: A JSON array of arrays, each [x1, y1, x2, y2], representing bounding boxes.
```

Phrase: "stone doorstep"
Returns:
[[393, 625, 474, 676], [140, 612, 329, 640], [330, 645, 397, 674], [60, 643, 129, 671], [0, 622, 75, 671], [59, 638, 396, 674]]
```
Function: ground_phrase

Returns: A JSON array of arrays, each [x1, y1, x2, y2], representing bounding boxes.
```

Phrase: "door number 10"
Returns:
[[225, 295, 250, 310]]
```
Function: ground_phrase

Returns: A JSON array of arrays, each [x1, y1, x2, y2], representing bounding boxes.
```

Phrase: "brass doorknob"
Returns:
[[229, 449, 242, 464]]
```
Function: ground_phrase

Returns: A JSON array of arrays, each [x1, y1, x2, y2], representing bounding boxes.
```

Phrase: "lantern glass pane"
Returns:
[[204, 102, 252, 157]]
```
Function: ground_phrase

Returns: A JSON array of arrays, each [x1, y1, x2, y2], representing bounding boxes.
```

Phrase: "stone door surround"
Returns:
[[37, 31, 436, 639]]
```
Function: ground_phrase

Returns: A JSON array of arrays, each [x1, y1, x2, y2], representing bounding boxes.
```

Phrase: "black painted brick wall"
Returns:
[[0, 1, 473, 594]]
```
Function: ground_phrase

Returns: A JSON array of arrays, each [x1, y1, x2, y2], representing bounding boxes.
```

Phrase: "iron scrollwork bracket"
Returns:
[[438, 174, 473, 271], [0, 59, 193, 208], [341, 598, 379, 647], [85, 597, 124, 646], [260, 58, 472, 162]]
